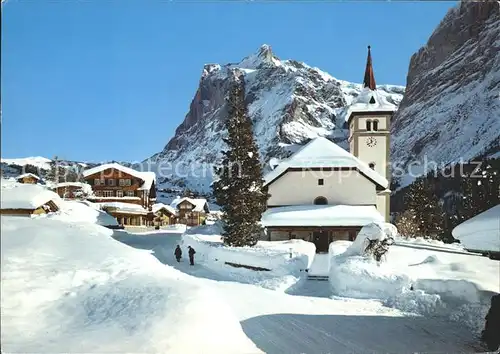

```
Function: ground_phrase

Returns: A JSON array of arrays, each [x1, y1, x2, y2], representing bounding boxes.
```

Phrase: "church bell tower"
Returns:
[[347, 46, 395, 222]]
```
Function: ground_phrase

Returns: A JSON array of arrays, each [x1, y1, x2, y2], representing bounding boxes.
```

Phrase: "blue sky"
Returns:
[[2, 1, 455, 163]]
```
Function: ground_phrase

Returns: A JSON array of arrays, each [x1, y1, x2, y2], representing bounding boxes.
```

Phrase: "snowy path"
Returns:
[[114, 231, 481, 354]]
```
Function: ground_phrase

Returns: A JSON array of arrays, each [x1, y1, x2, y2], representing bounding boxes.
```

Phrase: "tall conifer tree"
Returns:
[[212, 70, 269, 247]]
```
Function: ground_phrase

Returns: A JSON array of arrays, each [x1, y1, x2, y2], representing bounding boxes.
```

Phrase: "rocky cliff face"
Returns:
[[149, 45, 404, 193], [391, 0, 500, 187]]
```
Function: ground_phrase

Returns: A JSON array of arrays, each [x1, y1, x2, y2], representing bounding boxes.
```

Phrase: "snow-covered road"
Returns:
[[114, 231, 482, 354]]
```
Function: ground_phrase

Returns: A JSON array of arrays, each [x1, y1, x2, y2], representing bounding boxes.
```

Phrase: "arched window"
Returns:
[[373, 120, 379, 131], [369, 163, 376, 170], [366, 120, 372, 131], [314, 196, 328, 205]]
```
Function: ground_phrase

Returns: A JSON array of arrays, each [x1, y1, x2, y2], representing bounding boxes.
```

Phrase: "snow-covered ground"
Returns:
[[1, 216, 261, 354], [1, 193, 495, 353]]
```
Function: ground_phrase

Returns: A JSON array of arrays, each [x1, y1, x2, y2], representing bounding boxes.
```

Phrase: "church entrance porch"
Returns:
[[265, 226, 362, 254]]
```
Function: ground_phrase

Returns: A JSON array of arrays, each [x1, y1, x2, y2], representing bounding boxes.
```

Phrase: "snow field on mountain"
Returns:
[[0, 216, 261, 354]]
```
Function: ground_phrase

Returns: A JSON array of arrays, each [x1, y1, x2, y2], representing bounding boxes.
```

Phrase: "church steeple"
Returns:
[[363, 45, 377, 91]]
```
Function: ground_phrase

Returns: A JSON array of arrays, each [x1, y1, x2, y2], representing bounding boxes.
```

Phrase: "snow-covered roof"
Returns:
[[98, 202, 148, 215], [261, 204, 384, 227], [16, 173, 40, 181], [170, 196, 209, 213], [346, 88, 396, 123], [55, 182, 93, 195], [152, 203, 177, 215], [452, 204, 500, 253], [1, 180, 61, 210], [82, 163, 156, 191], [263, 137, 388, 189]]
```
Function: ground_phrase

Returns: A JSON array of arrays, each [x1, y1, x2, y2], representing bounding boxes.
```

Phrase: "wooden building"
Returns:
[[16, 173, 41, 184], [54, 182, 92, 199], [99, 202, 148, 227], [151, 203, 178, 227], [0, 183, 60, 216], [82, 163, 156, 209], [171, 197, 210, 226]]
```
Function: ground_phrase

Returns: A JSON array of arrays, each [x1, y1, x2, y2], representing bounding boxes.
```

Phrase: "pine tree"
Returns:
[[212, 70, 269, 247], [394, 209, 419, 237], [45, 156, 60, 184], [405, 176, 445, 239]]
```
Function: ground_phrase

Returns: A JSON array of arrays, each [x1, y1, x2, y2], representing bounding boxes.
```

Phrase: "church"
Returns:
[[261, 46, 395, 253]]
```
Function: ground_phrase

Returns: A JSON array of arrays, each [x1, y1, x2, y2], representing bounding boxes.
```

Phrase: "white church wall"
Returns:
[[267, 170, 377, 206], [357, 136, 388, 179]]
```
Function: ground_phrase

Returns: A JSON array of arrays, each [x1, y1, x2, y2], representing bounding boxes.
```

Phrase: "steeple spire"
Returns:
[[363, 45, 377, 90]]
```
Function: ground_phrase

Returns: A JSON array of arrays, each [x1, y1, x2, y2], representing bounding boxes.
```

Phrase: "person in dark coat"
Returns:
[[188, 246, 196, 266], [174, 245, 182, 262]]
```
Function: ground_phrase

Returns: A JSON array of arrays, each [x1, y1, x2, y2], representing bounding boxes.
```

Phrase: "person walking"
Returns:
[[174, 245, 182, 262], [188, 246, 196, 266]]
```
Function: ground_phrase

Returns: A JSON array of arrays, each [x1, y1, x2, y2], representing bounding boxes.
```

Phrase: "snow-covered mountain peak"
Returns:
[[148, 46, 405, 194]]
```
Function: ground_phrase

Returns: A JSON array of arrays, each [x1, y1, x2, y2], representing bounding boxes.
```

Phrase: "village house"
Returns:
[[0, 181, 60, 216], [150, 203, 178, 228], [53, 182, 93, 199], [261, 46, 395, 254], [82, 163, 156, 208], [82, 163, 156, 227], [16, 173, 41, 184], [170, 197, 210, 226]]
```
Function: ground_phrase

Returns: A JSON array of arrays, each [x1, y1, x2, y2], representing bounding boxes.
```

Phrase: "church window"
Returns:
[[366, 120, 372, 131], [314, 196, 328, 205], [373, 120, 379, 131], [369, 163, 375, 170], [369, 96, 376, 104], [318, 179, 324, 186]]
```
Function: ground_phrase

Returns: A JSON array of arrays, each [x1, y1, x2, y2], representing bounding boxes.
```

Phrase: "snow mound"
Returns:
[[1, 216, 261, 353], [329, 247, 410, 299], [44, 200, 118, 226], [182, 224, 315, 290]]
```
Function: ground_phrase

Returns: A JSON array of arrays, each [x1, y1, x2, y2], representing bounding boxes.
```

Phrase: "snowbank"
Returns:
[[329, 232, 500, 334], [45, 200, 118, 227], [329, 241, 410, 300], [1, 216, 261, 353], [182, 224, 316, 290], [452, 204, 500, 253]]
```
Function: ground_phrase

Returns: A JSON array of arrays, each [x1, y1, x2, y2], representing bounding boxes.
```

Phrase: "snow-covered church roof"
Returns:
[[82, 163, 156, 191], [263, 137, 389, 190], [452, 204, 500, 253]]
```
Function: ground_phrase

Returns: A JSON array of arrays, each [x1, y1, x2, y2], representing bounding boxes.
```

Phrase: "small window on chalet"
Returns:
[[369, 96, 376, 104], [126, 190, 135, 197], [119, 179, 125, 186], [108, 179, 116, 186], [116, 190, 124, 197], [103, 190, 114, 197], [318, 178, 324, 186], [366, 120, 372, 131], [94, 178, 100, 186], [369, 163, 376, 170], [373, 120, 379, 131], [126, 179, 132, 186]]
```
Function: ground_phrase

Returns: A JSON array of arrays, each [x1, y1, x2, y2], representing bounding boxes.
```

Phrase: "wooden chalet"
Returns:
[[171, 197, 210, 226], [150, 203, 178, 228], [82, 163, 156, 209], [54, 182, 92, 199], [0, 183, 60, 216], [16, 173, 41, 184]]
